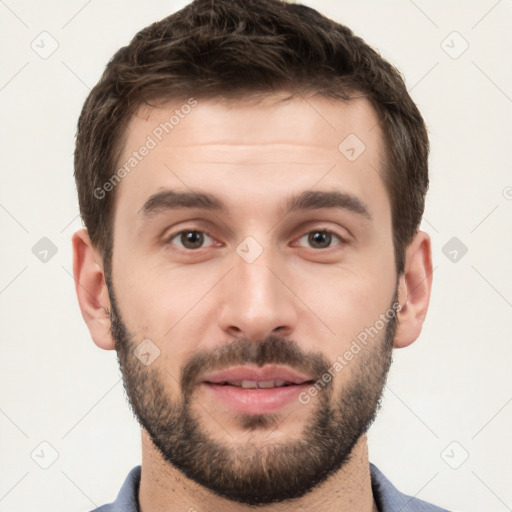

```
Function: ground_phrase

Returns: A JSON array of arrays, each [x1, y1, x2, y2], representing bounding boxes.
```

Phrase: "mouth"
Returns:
[[201, 365, 314, 385], [205, 379, 312, 389], [200, 366, 316, 414]]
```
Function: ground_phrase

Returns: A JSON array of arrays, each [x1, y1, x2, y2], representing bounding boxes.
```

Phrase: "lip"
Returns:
[[201, 365, 314, 385], [199, 365, 315, 414], [201, 382, 312, 414]]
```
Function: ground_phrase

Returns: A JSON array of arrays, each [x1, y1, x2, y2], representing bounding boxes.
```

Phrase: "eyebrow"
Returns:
[[286, 190, 371, 220], [139, 190, 229, 218], [138, 189, 371, 221]]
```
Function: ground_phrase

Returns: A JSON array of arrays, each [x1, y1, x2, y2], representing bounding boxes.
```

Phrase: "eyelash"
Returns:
[[164, 228, 346, 251]]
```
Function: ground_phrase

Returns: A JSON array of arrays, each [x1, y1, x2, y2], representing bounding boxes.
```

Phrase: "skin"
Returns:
[[73, 93, 432, 512]]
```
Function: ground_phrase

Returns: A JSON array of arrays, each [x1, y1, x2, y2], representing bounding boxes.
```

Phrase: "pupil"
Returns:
[[182, 231, 203, 249], [309, 231, 331, 248]]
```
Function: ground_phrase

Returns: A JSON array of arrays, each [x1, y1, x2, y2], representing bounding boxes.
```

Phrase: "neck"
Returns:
[[138, 430, 378, 512]]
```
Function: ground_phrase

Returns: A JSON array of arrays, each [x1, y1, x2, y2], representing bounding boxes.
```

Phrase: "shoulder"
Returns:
[[89, 466, 141, 512], [370, 463, 452, 512], [89, 463, 451, 512]]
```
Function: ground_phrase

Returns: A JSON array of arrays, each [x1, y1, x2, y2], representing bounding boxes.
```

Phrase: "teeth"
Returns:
[[223, 379, 293, 389], [257, 380, 275, 388]]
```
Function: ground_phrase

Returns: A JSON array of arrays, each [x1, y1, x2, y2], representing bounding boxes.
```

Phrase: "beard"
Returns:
[[106, 274, 397, 506]]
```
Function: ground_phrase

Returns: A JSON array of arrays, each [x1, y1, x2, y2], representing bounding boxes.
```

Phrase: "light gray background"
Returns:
[[1, 1, 511, 511]]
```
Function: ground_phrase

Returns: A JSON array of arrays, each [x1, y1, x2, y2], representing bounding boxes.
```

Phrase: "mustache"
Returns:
[[180, 334, 332, 399]]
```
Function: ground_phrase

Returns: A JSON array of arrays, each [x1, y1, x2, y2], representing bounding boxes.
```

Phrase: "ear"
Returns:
[[72, 228, 115, 350], [393, 230, 433, 349]]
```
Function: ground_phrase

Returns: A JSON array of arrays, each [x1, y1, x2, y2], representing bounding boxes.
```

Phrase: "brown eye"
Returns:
[[309, 231, 332, 248], [169, 230, 213, 250], [297, 230, 343, 249]]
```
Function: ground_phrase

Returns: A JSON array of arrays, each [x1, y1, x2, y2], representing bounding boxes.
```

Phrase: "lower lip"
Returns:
[[201, 382, 311, 414]]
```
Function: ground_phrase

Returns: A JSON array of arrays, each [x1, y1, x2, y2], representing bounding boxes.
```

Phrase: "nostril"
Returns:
[[272, 325, 291, 336]]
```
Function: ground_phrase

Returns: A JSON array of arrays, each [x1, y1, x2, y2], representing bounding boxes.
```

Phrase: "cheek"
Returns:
[[112, 247, 224, 350], [290, 249, 395, 328]]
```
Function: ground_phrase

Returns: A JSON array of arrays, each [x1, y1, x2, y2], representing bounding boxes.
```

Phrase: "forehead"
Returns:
[[113, 94, 388, 227], [127, 94, 381, 151]]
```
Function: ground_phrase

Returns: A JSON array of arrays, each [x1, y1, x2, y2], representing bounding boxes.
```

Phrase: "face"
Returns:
[[107, 94, 399, 505]]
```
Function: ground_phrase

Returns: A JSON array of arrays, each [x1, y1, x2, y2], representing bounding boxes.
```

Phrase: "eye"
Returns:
[[167, 230, 215, 250], [296, 230, 344, 250]]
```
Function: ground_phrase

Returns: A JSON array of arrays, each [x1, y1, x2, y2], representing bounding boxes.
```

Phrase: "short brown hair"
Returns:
[[74, 0, 429, 277]]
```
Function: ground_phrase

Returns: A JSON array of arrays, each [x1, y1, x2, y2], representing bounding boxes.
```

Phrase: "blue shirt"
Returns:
[[91, 464, 451, 511]]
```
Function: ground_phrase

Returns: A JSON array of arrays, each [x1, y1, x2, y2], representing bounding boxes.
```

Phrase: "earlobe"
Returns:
[[72, 229, 115, 350], [393, 230, 433, 349]]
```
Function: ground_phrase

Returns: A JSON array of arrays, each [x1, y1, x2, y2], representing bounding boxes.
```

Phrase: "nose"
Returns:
[[217, 246, 299, 341]]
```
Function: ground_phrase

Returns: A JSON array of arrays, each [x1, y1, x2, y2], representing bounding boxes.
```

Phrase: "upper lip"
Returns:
[[201, 365, 315, 385]]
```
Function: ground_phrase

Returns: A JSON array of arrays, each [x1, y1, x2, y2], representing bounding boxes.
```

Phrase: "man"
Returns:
[[72, 0, 449, 510]]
